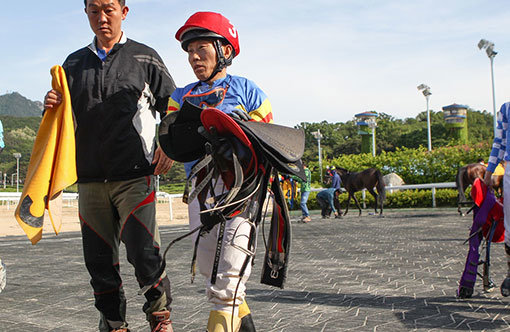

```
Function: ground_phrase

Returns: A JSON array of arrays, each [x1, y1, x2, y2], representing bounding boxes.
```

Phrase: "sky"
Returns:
[[1, 0, 510, 127]]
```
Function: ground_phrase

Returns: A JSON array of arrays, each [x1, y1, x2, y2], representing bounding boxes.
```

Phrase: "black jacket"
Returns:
[[63, 37, 175, 182]]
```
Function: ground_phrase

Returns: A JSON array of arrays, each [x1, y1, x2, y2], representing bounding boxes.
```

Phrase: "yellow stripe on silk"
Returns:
[[248, 99, 273, 123], [167, 97, 181, 114]]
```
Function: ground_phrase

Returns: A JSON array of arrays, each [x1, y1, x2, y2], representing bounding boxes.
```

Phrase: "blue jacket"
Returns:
[[316, 188, 338, 213], [330, 171, 342, 190]]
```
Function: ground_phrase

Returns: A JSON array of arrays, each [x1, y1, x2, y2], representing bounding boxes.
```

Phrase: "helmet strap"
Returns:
[[202, 39, 232, 83]]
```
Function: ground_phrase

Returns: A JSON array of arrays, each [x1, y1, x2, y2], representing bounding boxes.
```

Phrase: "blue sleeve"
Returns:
[[487, 102, 509, 172], [331, 174, 340, 190]]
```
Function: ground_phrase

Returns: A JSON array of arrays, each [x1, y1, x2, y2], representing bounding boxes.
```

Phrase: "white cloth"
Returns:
[[188, 178, 256, 312]]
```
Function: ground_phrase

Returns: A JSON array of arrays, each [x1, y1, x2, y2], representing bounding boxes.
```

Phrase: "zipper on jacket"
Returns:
[[101, 60, 106, 101]]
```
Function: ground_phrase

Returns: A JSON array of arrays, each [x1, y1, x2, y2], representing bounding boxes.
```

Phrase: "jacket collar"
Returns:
[[88, 32, 127, 59]]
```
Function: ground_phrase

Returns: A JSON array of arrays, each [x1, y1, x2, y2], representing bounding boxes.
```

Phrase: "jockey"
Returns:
[[168, 11, 272, 332]]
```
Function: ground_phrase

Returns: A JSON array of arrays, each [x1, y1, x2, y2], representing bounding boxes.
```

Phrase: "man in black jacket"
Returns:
[[44, 1, 175, 331]]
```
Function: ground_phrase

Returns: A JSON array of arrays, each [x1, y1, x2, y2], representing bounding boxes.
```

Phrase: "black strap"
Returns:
[[190, 229, 203, 283], [210, 219, 226, 285], [202, 39, 229, 83]]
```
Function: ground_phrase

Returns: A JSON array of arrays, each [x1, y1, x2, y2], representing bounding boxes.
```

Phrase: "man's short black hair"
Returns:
[[84, 0, 126, 7]]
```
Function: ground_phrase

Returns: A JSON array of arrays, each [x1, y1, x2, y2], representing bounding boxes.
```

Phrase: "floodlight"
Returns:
[[417, 84, 432, 151], [417, 84, 431, 97], [478, 39, 497, 58], [477, 39, 498, 136]]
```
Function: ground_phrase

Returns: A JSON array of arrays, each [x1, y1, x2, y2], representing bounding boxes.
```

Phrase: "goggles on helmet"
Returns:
[[182, 84, 229, 109]]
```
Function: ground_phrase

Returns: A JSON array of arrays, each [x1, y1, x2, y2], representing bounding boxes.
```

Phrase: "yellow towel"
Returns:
[[15, 65, 77, 244]]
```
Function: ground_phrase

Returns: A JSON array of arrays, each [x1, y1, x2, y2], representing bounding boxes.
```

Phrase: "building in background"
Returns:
[[442, 104, 468, 144], [355, 111, 378, 156]]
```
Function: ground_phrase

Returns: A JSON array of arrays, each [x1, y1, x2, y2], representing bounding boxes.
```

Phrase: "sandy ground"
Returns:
[[0, 198, 190, 238]]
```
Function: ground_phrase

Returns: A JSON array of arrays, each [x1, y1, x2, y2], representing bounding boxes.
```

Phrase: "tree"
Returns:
[[296, 109, 493, 166]]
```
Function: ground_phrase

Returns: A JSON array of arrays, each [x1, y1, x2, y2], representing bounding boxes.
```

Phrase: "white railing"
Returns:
[[156, 192, 183, 221], [311, 182, 457, 208], [0, 192, 79, 210], [0, 192, 184, 220], [0, 182, 457, 216]]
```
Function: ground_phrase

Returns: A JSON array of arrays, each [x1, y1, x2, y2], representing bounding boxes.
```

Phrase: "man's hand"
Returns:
[[153, 146, 174, 175], [44, 89, 62, 110], [483, 170, 494, 190]]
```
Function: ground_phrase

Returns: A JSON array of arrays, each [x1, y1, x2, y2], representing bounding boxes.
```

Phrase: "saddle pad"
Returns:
[[240, 124, 306, 180], [238, 121, 305, 163]]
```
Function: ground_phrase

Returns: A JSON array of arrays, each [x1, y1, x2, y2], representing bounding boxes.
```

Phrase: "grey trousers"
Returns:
[[78, 176, 171, 329]]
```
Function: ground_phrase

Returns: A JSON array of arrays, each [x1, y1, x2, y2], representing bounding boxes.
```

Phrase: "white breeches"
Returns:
[[188, 179, 256, 313]]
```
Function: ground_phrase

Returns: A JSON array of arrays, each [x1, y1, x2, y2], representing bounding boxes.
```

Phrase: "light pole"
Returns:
[[366, 119, 377, 157], [478, 39, 498, 137], [13, 153, 21, 192], [311, 130, 323, 183], [417, 84, 432, 151]]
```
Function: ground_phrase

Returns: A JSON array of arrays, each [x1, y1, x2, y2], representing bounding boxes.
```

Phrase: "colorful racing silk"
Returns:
[[167, 74, 273, 176], [488, 102, 510, 173]]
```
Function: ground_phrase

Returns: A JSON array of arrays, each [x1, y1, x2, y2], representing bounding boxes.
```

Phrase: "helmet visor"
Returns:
[[180, 29, 225, 51]]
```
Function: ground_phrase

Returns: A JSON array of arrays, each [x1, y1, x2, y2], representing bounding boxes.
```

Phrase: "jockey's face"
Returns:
[[187, 39, 232, 83]]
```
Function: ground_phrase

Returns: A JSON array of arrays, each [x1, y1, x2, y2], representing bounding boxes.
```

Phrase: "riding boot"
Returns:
[[238, 301, 256, 332], [207, 310, 241, 332], [501, 244, 510, 297]]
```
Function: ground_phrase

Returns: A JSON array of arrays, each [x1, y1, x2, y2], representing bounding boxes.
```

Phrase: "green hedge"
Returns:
[[288, 188, 459, 211], [310, 142, 490, 184]]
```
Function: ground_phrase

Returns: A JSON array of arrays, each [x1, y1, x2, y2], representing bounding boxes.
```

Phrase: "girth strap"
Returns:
[[183, 154, 214, 204]]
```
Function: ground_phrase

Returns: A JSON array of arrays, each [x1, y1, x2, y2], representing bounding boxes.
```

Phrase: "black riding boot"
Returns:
[[239, 314, 256, 332]]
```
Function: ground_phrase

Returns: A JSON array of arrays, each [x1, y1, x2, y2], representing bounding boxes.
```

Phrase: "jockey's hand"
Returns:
[[44, 89, 62, 110], [229, 110, 252, 121], [153, 146, 174, 175], [483, 170, 494, 190]]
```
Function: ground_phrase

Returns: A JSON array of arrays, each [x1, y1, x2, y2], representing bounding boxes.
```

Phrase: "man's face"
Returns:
[[187, 40, 219, 82], [85, 0, 128, 45]]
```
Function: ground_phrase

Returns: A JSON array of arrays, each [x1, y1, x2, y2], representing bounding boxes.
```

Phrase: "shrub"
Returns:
[[309, 143, 490, 184], [290, 188, 459, 211]]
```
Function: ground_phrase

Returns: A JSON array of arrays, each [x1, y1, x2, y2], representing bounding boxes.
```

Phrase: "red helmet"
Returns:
[[175, 12, 240, 57]]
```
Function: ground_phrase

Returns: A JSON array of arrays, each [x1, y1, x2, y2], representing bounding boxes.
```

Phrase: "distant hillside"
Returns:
[[0, 92, 43, 117]]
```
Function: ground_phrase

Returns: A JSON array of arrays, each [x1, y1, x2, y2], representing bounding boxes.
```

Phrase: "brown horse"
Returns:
[[335, 167, 386, 216], [456, 163, 503, 216]]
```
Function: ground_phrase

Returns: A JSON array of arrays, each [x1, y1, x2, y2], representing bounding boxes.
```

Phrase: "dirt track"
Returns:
[[0, 198, 190, 237]]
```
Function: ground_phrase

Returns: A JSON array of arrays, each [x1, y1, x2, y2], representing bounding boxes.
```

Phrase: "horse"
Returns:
[[456, 163, 503, 216], [335, 167, 386, 216]]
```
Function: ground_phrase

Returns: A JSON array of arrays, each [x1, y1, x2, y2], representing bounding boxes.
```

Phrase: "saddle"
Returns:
[[158, 100, 206, 162], [158, 107, 306, 288], [457, 178, 504, 298]]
